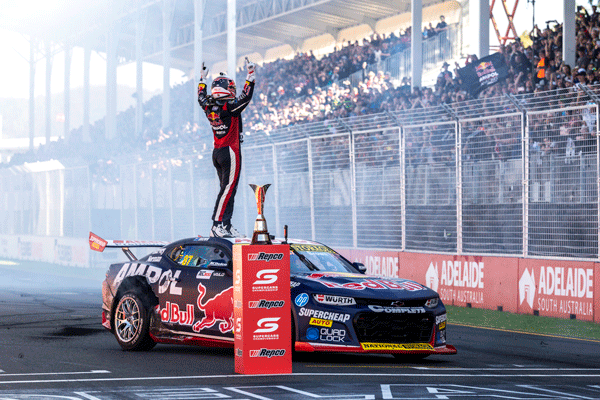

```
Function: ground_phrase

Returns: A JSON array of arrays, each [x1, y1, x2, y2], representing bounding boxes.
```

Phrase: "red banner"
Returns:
[[518, 259, 595, 321], [233, 244, 291, 374]]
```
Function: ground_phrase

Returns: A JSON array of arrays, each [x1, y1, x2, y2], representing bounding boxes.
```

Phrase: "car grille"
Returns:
[[354, 313, 434, 343], [354, 298, 427, 307]]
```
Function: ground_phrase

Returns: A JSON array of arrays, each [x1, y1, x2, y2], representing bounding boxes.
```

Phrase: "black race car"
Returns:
[[91, 232, 456, 359]]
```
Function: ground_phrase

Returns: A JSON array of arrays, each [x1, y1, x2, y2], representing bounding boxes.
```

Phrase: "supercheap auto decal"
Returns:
[[297, 307, 351, 322]]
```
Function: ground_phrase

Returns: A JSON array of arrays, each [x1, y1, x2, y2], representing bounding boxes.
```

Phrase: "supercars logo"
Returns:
[[253, 269, 279, 284], [254, 317, 280, 333], [248, 253, 284, 262]]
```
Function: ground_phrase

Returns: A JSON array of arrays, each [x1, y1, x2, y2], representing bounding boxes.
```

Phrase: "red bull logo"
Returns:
[[208, 112, 219, 121], [160, 301, 194, 325], [193, 283, 234, 333], [475, 61, 493, 72]]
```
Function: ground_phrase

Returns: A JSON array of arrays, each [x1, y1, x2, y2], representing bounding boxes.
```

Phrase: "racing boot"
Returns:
[[227, 224, 246, 238], [210, 222, 231, 238]]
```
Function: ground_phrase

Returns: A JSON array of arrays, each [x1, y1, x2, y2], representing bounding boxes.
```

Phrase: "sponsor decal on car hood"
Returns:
[[294, 272, 437, 299]]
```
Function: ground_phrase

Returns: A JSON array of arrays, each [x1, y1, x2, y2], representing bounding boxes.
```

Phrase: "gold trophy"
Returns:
[[250, 184, 272, 245]]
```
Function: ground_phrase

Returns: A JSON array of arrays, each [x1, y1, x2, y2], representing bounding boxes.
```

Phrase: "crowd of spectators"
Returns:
[[5, 5, 600, 176]]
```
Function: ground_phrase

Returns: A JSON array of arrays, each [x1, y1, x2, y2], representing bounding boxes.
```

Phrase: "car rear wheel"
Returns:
[[113, 290, 156, 351]]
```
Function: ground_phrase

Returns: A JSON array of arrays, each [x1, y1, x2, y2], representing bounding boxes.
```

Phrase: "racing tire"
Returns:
[[392, 353, 429, 362], [113, 290, 156, 351]]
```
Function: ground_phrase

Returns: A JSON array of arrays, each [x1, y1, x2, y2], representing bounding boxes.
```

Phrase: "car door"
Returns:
[[164, 242, 234, 339]]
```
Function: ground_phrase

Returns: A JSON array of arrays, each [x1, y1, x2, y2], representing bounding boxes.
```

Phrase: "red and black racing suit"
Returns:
[[198, 79, 255, 227]]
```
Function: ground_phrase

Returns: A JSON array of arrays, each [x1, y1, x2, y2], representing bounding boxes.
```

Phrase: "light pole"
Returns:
[[528, 0, 536, 87]]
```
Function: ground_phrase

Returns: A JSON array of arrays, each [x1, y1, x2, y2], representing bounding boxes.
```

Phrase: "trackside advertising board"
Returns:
[[518, 259, 595, 321], [337, 248, 598, 323], [0, 234, 89, 268], [233, 244, 291, 374], [401, 253, 519, 313]]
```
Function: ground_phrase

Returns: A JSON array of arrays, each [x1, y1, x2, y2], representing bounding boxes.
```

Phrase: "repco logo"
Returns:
[[249, 299, 285, 309], [248, 252, 284, 262], [249, 348, 286, 358]]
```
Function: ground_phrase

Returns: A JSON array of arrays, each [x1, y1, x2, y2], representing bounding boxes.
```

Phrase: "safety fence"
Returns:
[[1, 84, 600, 263]]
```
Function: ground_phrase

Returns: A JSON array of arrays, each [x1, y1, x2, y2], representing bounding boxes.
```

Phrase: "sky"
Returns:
[[0, 0, 589, 101]]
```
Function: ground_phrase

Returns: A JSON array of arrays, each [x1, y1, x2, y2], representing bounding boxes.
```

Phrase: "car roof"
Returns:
[[167, 236, 326, 250]]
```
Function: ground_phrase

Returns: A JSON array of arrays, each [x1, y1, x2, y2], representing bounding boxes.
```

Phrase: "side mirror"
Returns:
[[353, 262, 367, 274]]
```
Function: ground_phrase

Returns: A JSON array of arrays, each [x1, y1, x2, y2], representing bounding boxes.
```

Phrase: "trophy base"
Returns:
[[251, 232, 272, 245]]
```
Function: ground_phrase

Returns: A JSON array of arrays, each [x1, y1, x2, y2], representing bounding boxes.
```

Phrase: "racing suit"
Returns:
[[198, 78, 255, 228]]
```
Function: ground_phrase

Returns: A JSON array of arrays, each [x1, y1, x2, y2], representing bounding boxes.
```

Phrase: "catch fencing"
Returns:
[[1, 84, 600, 261]]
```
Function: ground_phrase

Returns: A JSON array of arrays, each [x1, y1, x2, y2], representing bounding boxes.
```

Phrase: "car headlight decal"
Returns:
[[425, 297, 439, 308]]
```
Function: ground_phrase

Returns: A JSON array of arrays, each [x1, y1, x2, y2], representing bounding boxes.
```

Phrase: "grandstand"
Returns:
[[0, 0, 597, 265]]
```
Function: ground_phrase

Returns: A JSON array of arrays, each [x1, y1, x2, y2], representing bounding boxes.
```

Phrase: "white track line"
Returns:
[[1, 372, 600, 385], [0, 370, 109, 377]]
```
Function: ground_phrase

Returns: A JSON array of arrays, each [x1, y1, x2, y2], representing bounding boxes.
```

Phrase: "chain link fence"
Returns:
[[1, 85, 599, 260]]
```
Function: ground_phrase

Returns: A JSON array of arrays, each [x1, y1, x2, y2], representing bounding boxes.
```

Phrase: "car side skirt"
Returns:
[[149, 333, 234, 348]]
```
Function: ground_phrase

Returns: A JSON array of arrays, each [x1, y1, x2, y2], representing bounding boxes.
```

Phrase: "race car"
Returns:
[[90, 232, 456, 359]]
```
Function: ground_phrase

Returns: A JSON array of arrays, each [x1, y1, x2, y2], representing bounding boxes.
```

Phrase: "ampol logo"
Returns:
[[519, 268, 536, 308]]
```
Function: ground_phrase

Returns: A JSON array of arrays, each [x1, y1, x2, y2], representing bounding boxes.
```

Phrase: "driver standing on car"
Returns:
[[198, 58, 256, 238]]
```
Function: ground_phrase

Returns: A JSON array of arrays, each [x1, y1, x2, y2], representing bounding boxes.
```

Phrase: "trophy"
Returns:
[[250, 184, 272, 245]]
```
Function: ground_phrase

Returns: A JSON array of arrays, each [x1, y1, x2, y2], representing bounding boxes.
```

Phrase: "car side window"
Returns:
[[169, 244, 230, 268]]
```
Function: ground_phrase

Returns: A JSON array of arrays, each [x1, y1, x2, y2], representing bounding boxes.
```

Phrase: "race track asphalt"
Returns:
[[0, 265, 599, 399]]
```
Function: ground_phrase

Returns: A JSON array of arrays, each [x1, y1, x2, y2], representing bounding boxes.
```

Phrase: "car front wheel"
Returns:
[[113, 290, 156, 351]]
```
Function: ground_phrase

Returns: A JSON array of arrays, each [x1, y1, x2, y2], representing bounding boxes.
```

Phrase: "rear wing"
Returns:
[[89, 232, 169, 261]]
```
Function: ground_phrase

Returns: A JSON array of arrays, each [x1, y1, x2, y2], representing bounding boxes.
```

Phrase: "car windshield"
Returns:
[[290, 244, 357, 274]]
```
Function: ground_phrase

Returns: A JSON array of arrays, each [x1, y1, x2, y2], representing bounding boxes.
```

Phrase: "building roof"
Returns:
[[1, 0, 446, 69]]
